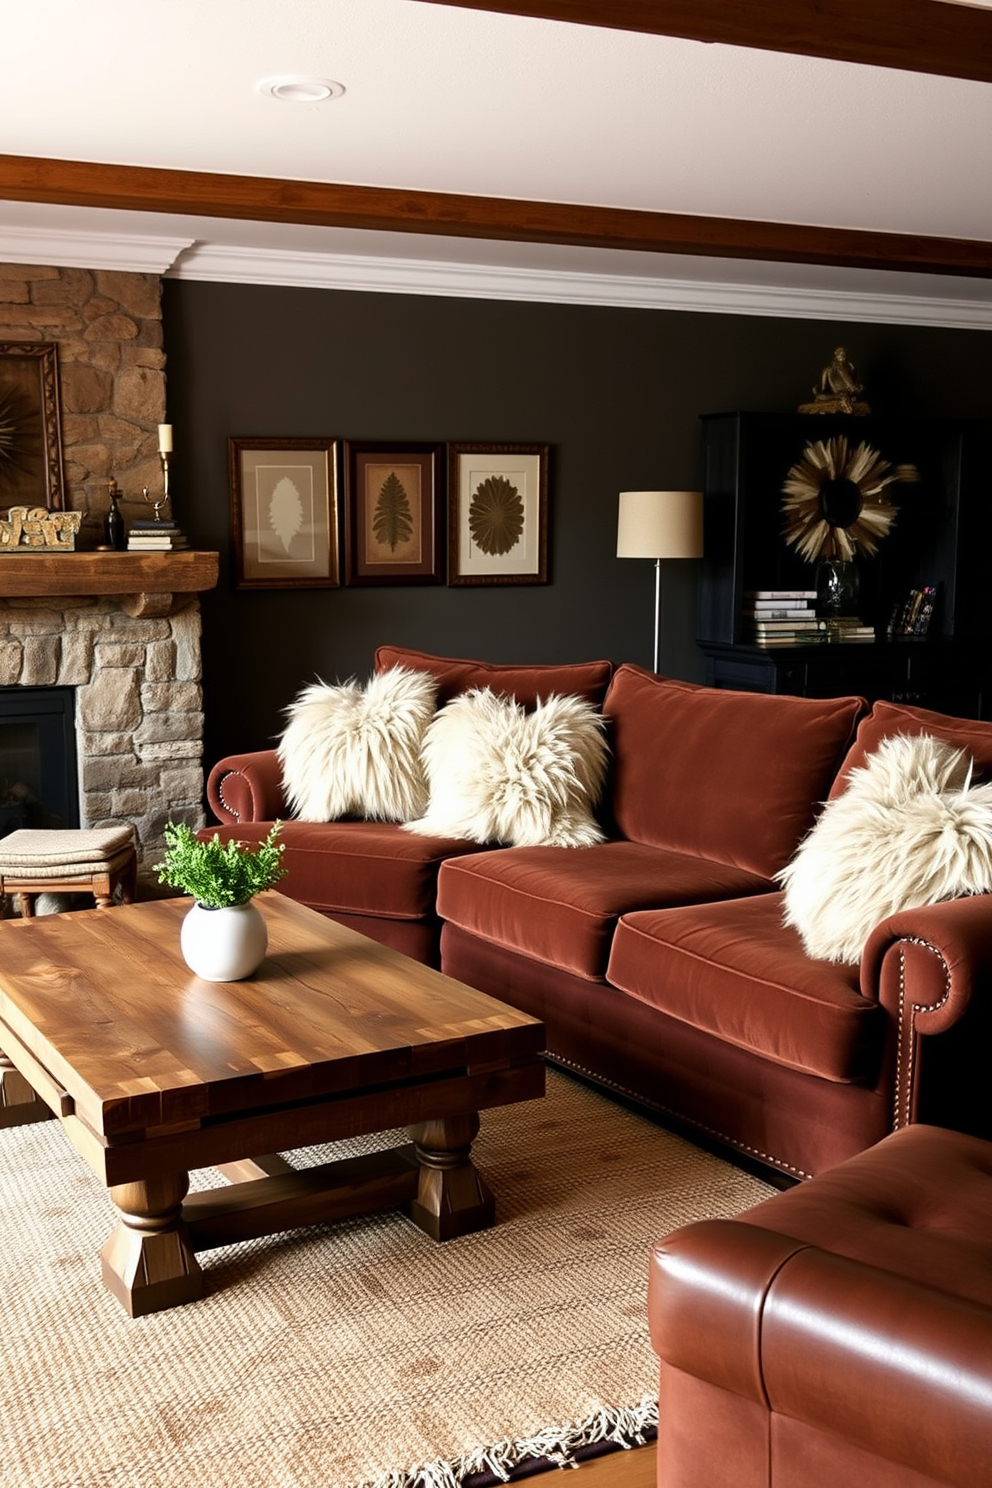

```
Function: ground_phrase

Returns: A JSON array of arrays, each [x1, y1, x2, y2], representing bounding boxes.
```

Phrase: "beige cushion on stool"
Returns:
[[0, 827, 138, 915], [0, 826, 135, 871]]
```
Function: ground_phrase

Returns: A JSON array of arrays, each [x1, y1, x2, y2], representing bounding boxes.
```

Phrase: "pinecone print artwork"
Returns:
[[374, 471, 414, 551]]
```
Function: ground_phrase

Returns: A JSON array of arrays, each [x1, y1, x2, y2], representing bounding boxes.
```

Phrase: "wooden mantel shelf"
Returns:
[[0, 550, 219, 615]]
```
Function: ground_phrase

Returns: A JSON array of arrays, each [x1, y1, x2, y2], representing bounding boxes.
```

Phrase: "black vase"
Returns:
[[105, 489, 126, 551], [815, 559, 860, 616]]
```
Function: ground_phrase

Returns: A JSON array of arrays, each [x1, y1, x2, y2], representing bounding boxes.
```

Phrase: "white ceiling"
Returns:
[[2, 0, 992, 327]]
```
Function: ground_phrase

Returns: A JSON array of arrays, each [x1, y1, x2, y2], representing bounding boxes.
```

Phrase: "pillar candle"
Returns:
[[158, 424, 173, 454]]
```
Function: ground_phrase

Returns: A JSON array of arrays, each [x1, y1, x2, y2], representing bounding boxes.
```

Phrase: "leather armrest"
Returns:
[[762, 1242, 992, 1488], [651, 1217, 992, 1488], [206, 750, 288, 823], [649, 1219, 808, 1404]]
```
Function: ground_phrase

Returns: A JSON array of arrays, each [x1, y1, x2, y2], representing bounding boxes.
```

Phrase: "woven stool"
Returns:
[[0, 827, 138, 917]]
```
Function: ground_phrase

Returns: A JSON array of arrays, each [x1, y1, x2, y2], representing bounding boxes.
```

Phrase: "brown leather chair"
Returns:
[[649, 1124, 992, 1488]]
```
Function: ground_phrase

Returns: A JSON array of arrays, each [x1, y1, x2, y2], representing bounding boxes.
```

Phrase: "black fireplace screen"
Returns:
[[0, 687, 80, 838]]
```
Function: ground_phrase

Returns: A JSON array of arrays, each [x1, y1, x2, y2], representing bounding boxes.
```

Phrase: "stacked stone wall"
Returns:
[[0, 264, 166, 546], [0, 596, 204, 863]]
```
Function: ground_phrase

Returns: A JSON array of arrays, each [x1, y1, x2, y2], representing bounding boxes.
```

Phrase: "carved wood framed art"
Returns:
[[0, 341, 66, 512], [448, 443, 549, 585], [228, 437, 340, 589], [343, 441, 444, 585]]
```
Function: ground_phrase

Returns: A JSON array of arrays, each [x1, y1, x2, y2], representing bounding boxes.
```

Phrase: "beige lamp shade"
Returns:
[[616, 490, 704, 560]]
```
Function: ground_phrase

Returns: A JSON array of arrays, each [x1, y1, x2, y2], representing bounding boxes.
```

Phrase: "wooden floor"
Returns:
[[573, 1443, 654, 1483]]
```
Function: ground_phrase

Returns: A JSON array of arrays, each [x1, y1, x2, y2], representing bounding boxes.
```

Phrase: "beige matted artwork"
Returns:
[[448, 443, 548, 585], [344, 441, 443, 585], [228, 437, 340, 590]]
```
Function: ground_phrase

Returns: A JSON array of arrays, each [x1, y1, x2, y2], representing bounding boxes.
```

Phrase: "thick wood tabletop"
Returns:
[[0, 895, 544, 1150]]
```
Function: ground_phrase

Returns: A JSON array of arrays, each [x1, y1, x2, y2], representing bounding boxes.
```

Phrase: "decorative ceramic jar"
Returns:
[[180, 899, 268, 982]]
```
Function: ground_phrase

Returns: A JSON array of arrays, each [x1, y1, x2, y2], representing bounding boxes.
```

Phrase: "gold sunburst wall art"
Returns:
[[0, 389, 19, 472], [781, 436, 919, 564]]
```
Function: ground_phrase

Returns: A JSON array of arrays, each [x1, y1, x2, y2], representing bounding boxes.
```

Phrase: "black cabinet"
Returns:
[[700, 638, 987, 717], [697, 412, 992, 716]]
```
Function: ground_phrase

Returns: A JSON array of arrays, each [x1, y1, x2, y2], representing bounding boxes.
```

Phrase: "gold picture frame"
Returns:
[[228, 437, 340, 590]]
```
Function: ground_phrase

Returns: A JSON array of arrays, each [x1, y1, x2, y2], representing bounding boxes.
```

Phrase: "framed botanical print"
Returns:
[[228, 437, 340, 589], [448, 443, 549, 585], [343, 441, 444, 585]]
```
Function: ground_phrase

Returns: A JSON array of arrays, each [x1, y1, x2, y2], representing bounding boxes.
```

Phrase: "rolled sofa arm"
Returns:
[[861, 893, 992, 1127], [206, 750, 289, 824]]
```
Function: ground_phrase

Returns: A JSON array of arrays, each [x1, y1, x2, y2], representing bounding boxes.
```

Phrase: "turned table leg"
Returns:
[[404, 1112, 495, 1241], [101, 1172, 204, 1317], [0, 1049, 53, 1128]]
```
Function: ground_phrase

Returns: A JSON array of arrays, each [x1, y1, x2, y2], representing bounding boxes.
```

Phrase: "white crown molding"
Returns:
[[0, 224, 194, 275], [2, 218, 990, 329], [168, 242, 992, 330]]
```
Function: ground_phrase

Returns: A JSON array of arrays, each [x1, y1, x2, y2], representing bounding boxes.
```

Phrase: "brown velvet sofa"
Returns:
[[649, 1122, 992, 1488], [205, 645, 992, 1181]]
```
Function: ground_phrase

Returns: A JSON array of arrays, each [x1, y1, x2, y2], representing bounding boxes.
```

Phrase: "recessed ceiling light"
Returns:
[[256, 75, 346, 104]]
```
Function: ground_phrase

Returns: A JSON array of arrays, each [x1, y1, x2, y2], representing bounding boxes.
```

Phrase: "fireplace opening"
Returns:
[[0, 687, 80, 838]]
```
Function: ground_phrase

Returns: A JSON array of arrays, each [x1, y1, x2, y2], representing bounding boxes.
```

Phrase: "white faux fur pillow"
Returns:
[[405, 688, 609, 847], [277, 666, 437, 822], [778, 732, 992, 963]]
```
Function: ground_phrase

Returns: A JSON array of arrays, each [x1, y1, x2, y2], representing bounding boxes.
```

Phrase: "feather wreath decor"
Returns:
[[781, 436, 919, 564]]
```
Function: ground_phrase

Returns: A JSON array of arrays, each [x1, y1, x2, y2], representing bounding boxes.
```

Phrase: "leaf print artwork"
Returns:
[[469, 476, 525, 556], [373, 471, 414, 551], [269, 475, 304, 553]]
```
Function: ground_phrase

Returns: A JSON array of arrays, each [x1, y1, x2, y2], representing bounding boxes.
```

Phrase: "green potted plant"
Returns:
[[153, 821, 287, 982]]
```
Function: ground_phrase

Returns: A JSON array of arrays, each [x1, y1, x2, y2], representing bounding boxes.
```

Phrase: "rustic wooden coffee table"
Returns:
[[0, 894, 545, 1316]]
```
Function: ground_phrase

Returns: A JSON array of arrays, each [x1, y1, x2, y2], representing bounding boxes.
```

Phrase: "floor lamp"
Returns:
[[617, 490, 704, 673]]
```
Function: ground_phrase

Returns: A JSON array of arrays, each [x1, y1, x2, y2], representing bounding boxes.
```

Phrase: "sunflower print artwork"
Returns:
[[468, 475, 525, 556]]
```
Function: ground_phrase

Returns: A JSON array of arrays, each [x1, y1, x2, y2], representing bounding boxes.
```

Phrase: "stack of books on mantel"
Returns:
[[127, 519, 188, 552], [743, 591, 826, 648]]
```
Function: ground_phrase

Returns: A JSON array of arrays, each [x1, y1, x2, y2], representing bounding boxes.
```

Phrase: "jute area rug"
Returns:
[[1, 1068, 774, 1488]]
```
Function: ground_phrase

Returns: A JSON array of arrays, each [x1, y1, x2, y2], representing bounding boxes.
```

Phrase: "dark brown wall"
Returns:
[[161, 279, 991, 773]]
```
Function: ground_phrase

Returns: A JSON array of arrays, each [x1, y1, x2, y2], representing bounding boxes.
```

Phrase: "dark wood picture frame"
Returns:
[[448, 443, 549, 586], [0, 341, 66, 512], [228, 437, 340, 590], [343, 441, 444, 585]]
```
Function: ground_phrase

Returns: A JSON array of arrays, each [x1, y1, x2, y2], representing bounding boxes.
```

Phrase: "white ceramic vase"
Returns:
[[180, 899, 268, 982]]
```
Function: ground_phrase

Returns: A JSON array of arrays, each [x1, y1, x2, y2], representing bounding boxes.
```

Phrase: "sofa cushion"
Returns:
[[603, 665, 865, 880], [830, 698, 992, 799], [204, 820, 485, 921], [374, 644, 613, 709], [277, 666, 436, 822], [607, 894, 882, 1083], [780, 733, 992, 963], [437, 842, 774, 980], [407, 689, 608, 847]]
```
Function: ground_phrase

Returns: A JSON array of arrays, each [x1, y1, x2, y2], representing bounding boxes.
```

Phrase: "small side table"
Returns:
[[0, 826, 138, 918]]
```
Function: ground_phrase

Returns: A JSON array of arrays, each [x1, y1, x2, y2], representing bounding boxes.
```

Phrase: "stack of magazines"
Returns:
[[127, 518, 188, 552]]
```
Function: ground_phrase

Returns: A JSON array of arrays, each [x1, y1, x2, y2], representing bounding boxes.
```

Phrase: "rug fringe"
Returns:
[[364, 1393, 658, 1488]]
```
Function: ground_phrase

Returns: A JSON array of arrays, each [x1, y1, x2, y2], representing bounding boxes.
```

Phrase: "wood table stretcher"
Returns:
[[0, 894, 545, 1316]]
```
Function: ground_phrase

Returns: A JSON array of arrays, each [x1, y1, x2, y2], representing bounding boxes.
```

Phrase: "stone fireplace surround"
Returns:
[[0, 566, 215, 870]]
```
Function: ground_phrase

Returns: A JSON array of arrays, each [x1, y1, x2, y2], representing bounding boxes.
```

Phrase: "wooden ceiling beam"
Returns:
[[418, 0, 992, 85], [2, 154, 991, 278]]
